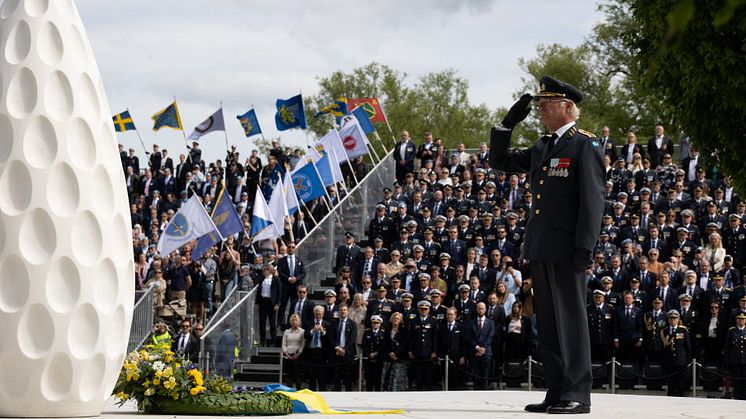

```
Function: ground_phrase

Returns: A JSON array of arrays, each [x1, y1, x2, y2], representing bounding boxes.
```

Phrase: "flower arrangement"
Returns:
[[113, 343, 291, 415]]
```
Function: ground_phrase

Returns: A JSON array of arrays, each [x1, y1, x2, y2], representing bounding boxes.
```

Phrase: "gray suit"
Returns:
[[490, 123, 605, 406]]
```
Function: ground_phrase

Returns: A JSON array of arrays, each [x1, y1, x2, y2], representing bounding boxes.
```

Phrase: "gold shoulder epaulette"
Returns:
[[729, 326, 736, 330], [679, 325, 687, 330], [578, 129, 595, 137]]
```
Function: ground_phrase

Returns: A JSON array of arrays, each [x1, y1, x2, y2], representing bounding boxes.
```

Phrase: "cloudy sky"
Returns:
[[75, 0, 604, 163]]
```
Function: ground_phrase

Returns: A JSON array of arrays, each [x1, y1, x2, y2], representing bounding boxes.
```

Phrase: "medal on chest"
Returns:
[[549, 158, 571, 177]]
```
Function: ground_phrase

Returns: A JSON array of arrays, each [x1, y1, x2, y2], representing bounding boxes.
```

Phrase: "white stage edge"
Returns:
[[103, 391, 744, 418]]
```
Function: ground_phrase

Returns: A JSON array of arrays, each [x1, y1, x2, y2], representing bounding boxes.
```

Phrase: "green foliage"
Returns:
[[304, 62, 498, 149], [621, 0, 746, 192]]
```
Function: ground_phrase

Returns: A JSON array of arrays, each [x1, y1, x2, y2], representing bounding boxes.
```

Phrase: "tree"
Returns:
[[621, 0, 746, 192]]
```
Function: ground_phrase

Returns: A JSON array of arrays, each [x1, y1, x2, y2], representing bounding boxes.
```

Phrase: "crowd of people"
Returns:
[[126, 124, 746, 398]]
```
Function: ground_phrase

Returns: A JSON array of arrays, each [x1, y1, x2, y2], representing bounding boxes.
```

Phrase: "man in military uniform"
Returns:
[[660, 310, 691, 397], [366, 285, 395, 327], [724, 312, 746, 400], [335, 232, 361, 275], [490, 77, 604, 413], [454, 283, 477, 322], [362, 315, 386, 391], [723, 214, 746, 273], [421, 228, 442, 264], [397, 293, 417, 327], [368, 204, 393, 247], [408, 300, 438, 391], [322, 290, 340, 324], [644, 297, 668, 362], [707, 273, 733, 314], [588, 290, 615, 363], [429, 289, 448, 325]]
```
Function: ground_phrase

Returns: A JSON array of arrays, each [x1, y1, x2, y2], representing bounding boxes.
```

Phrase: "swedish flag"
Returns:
[[151, 101, 183, 131], [112, 110, 136, 132]]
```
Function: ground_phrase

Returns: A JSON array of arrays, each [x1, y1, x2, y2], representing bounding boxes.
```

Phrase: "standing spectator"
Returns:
[[408, 301, 438, 390], [187, 260, 208, 324], [504, 302, 532, 361], [469, 302, 495, 390], [588, 290, 614, 363], [349, 293, 368, 355], [614, 292, 644, 367], [704, 232, 726, 272], [362, 315, 386, 391], [724, 313, 746, 400], [660, 310, 691, 397], [382, 312, 409, 391], [282, 314, 305, 390], [256, 265, 281, 346], [277, 243, 306, 325], [335, 232, 362, 275], [647, 125, 675, 168], [393, 130, 416, 184], [332, 305, 357, 391], [165, 255, 191, 302], [304, 306, 331, 391], [172, 318, 199, 363]]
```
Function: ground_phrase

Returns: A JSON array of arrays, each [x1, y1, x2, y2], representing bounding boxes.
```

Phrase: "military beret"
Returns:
[[676, 227, 689, 233], [429, 289, 443, 297], [601, 276, 612, 284], [439, 253, 451, 260], [678, 294, 692, 301], [533, 76, 583, 104], [667, 309, 680, 318], [401, 293, 413, 300], [376, 204, 386, 210], [370, 315, 383, 323], [417, 300, 432, 309], [458, 284, 471, 292], [413, 245, 424, 252], [324, 290, 337, 297]]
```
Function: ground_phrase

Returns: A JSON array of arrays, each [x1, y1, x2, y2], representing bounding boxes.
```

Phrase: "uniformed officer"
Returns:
[[454, 283, 477, 322], [429, 289, 448, 325], [362, 315, 386, 391], [368, 204, 393, 247], [323, 290, 340, 324], [397, 293, 417, 327], [366, 285, 395, 327], [588, 290, 615, 362], [660, 310, 691, 397], [335, 232, 361, 274], [724, 312, 746, 400], [644, 296, 668, 362], [491, 76, 604, 413], [408, 300, 438, 391], [723, 214, 746, 272]]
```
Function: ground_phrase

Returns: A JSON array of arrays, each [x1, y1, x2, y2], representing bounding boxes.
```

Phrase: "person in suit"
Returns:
[[304, 306, 332, 391], [160, 168, 177, 197], [256, 265, 281, 346], [362, 315, 386, 391], [598, 125, 617, 162], [357, 247, 381, 285], [331, 305, 357, 391], [438, 307, 467, 390], [172, 318, 199, 363], [277, 243, 306, 326], [149, 144, 162, 171], [287, 285, 314, 326], [647, 125, 675, 168], [613, 292, 644, 367], [393, 130, 417, 184], [660, 310, 691, 397], [161, 148, 174, 172], [292, 211, 309, 243], [490, 76, 604, 414], [469, 302, 495, 390]]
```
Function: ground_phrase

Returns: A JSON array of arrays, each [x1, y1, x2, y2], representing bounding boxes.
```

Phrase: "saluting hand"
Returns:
[[501, 93, 533, 129]]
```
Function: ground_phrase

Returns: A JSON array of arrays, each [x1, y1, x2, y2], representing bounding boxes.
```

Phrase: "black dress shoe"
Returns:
[[547, 401, 590, 414], [524, 400, 554, 413]]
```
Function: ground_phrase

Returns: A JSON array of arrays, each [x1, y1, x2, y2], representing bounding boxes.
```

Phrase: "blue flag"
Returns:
[[275, 94, 306, 131], [260, 163, 285, 202], [290, 161, 325, 204], [113, 110, 136, 132], [237, 109, 262, 137], [151, 101, 183, 131], [191, 185, 243, 261], [351, 106, 375, 134]]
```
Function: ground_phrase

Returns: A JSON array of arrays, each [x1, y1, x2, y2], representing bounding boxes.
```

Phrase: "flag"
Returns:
[[337, 119, 369, 160], [351, 105, 375, 134], [290, 161, 326, 204], [324, 144, 346, 185], [308, 144, 343, 186], [317, 129, 349, 163], [282, 172, 301, 215], [275, 94, 306, 131], [260, 163, 285, 202], [191, 185, 243, 261], [151, 101, 183, 131], [157, 195, 217, 256], [347, 97, 386, 123], [251, 189, 281, 243], [237, 109, 262, 137], [315, 98, 348, 123], [266, 175, 289, 234], [112, 110, 136, 132], [188, 108, 225, 141]]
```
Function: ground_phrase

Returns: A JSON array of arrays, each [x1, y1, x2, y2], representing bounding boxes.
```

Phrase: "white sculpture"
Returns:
[[0, 0, 135, 416]]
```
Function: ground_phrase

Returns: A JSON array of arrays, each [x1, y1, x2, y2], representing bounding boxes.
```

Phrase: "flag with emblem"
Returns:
[[315, 98, 348, 123], [151, 101, 184, 131], [187, 108, 225, 141], [157, 195, 218, 256], [191, 184, 243, 261], [347, 97, 386, 123], [275, 94, 307, 131], [237, 108, 262, 138], [290, 160, 326, 204], [112, 110, 136, 132], [317, 129, 348, 163], [337, 118, 369, 160]]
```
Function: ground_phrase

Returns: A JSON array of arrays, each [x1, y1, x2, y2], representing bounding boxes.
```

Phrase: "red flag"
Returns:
[[347, 97, 387, 123]]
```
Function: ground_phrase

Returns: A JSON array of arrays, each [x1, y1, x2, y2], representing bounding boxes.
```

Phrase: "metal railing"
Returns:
[[127, 284, 156, 352], [198, 286, 258, 376], [204, 283, 241, 331]]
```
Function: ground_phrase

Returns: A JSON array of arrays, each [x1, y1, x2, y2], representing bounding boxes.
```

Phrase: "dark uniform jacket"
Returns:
[[724, 326, 746, 366], [362, 327, 386, 361], [661, 325, 691, 368], [587, 303, 615, 345], [490, 125, 605, 263], [644, 310, 668, 352], [409, 316, 438, 358], [614, 305, 643, 342]]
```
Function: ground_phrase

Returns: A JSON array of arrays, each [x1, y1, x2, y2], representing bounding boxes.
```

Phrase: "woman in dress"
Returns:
[[381, 312, 409, 391], [282, 314, 305, 389], [504, 301, 533, 361]]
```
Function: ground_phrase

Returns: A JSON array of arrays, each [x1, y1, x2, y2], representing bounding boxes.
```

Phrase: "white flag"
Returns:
[[267, 176, 289, 233], [282, 172, 301, 215], [157, 195, 218, 255], [318, 129, 350, 163], [309, 144, 344, 184], [187, 108, 225, 141], [251, 189, 282, 243], [337, 119, 369, 160]]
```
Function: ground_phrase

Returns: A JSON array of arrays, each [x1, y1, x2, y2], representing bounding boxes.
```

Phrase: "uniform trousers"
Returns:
[[531, 261, 592, 406], [729, 364, 746, 400]]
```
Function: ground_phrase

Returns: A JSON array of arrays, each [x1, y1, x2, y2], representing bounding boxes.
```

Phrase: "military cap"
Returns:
[[533, 76, 583, 103], [407, 220, 418, 227], [599, 231, 609, 236], [240, 264, 251, 270], [419, 179, 430, 185], [373, 236, 383, 242], [413, 244, 424, 252], [478, 189, 487, 194], [435, 215, 447, 222], [676, 227, 689, 233], [421, 206, 431, 212], [418, 273, 431, 280], [695, 246, 704, 253], [675, 169, 685, 176], [468, 205, 479, 212], [729, 213, 742, 220], [681, 209, 694, 217], [630, 213, 640, 219], [476, 168, 487, 175], [482, 213, 494, 219], [485, 181, 496, 188], [601, 276, 612, 284], [401, 293, 413, 300], [652, 296, 663, 303], [458, 215, 469, 222], [383, 187, 392, 193], [620, 239, 633, 246], [741, 295, 746, 301], [593, 289, 605, 296], [461, 182, 472, 188], [439, 253, 451, 260], [446, 206, 456, 212], [391, 276, 401, 282], [444, 184, 453, 190], [678, 294, 692, 301], [737, 312, 746, 320], [506, 212, 518, 219], [399, 229, 409, 234], [706, 222, 720, 230], [454, 186, 463, 191], [324, 290, 337, 297], [393, 182, 402, 189], [377, 284, 388, 292], [640, 187, 651, 194], [424, 227, 434, 233], [617, 192, 628, 198], [713, 273, 724, 281], [667, 309, 680, 318], [345, 231, 356, 238], [370, 315, 383, 323], [398, 201, 407, 209], [707, 201, 717, 207], [429, 289, 443, 297], [458, 284, 471, 292], [630, 276, 640, 283], [603, 214, 612, 219], [417, 300, 431, 309], [375, 203, 386, 210], [613, 202, 624, 208]]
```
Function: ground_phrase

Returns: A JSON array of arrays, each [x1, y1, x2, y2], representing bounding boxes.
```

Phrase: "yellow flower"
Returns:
[[162, 367, 173, 378], [144, 387, 155, 397], [189, 386, 206, 396], [163, 377, 176, 390], [143, 380, 151, 388], [152, 378, 161, 386], [175, 363, 181, 368], [172, 393, 179, 400], [116, 391, 128, 400], [126, 372, 140, 382], [164, 356, 173, 363]]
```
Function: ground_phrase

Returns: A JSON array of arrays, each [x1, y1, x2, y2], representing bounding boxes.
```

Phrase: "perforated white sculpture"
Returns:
[[0, 0, 135, 416]]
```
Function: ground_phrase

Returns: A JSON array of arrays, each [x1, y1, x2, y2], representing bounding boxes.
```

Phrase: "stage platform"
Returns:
[[102, 390, 744, 418]]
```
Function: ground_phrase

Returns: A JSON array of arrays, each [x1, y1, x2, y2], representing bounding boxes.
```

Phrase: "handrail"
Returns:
[[127, 284, 157, 352], [204, 281, 240, 330], [201, 286, 257, 340]]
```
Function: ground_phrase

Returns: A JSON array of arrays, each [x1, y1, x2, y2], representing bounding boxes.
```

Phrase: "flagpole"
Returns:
[[220, 101, 230, 153], [174, 95, 192, 165], [286, 215, 295, 243], [300, 200, 319, 226], [328, 146, 350, 196], [373, 131, 390, 154], [127, 107, 150, 157]]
